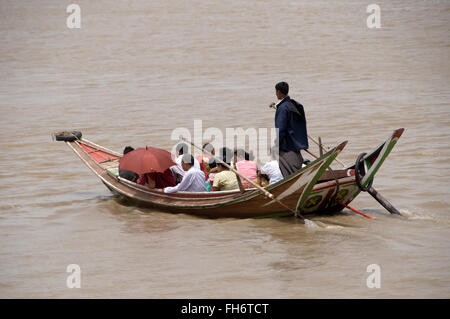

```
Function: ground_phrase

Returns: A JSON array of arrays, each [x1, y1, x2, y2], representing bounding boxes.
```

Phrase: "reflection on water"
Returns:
[[0, 0, 449, 298]]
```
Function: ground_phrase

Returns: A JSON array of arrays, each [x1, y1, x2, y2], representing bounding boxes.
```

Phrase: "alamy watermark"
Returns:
[[66, 264, 81, 288], [366, 4, 381, 29], [366, 264, 381, 288], [66, 4, 81, 29], [170, 119, 279, 164], [66, 4, 381, 30]]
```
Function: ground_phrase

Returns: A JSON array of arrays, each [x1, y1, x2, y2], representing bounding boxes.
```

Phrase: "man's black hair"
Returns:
[[123, 146, 134, 155], [208, 158, 217, 169], [275, 82, 289, 95], [203, 143, 214, 153], [181, 153, 194, 166], [219, 147, 233, 164], [235, 148, 250, 161], [119, 169, 137, 182], [217, 162, 229, 169], [176, 143, 188, 155]]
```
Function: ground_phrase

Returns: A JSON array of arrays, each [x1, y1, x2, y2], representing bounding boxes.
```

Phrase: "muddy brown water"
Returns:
[[0, 0, 449, 298]]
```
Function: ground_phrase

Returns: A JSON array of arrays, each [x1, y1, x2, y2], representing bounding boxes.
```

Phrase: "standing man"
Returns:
[[273, 82, 308, 178]]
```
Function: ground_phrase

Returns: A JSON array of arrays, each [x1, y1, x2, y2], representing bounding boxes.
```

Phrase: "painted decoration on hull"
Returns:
[[261, 142, 347, 209], [301, 184, 358, 213], [335, 189, 349, 201], [295, 144, 345, 212], [304, 195, 323, 209]]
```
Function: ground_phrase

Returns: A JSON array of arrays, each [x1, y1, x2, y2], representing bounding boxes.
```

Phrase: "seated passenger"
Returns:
[[123, 146, 134, 154], [155, 169, 176, 188], [164, 154, 206, 193], [171, 143, 200, 182], [207, 158, 217, 184], [212, 161, 239, 191], [119, 169, 138, 183], [205, 158, 218, 191], [234, 149, 258, 188], [197, 142, 215, 179], [119, 146, 138, 182], [260, 146, 284, 185], [146, 168, 176, 188], [219, 147, 235, 169]]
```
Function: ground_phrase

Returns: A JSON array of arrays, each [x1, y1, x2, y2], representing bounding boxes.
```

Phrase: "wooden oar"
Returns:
[[366, 187, 402, 216], [180, 137, 307, 221]]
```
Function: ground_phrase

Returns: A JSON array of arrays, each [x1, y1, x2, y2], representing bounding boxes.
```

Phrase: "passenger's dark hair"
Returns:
[[123, 146, 134, 155], [181, 154, 194, 166], [235, 148, 250, 161], [208, 158, 217, 169], [275, 82, 289, 95], [119, 169, 137, 182], [217, 162, 229, 169], [176, 143, 188, 155], [202, 143, 214, 153], [219, 147, 233, 164]]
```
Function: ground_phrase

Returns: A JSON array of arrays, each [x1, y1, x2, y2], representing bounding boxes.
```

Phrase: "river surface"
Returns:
[[0, 0, 449, 298]]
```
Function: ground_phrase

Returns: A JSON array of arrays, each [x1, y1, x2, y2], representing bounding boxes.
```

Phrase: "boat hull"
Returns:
[[60, 128, 404, 218]]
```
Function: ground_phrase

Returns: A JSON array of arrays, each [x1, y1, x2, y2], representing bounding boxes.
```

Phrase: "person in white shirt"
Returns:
[[164, 154, 206, 193], [260, 146, 284, 185], [170, 143, 200, 182]]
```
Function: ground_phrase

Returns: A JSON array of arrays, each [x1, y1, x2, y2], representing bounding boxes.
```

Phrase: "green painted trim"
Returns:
[[107, 167, 119, 176], [296, 148, 342, 211], [222, 144, 345, 207], [362, 139, 398, 188], [351, 136, 400, 200]]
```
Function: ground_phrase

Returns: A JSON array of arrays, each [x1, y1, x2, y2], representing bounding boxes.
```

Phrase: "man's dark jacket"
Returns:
[[275, 96, 308, 152]]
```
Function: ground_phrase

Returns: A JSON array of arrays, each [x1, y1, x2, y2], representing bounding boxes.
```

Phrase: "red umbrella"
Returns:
[[118, 146, 176, 175]]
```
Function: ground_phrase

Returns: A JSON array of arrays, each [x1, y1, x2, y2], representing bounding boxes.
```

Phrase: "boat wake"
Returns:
[[304, 219, 344, 230], [400, 209, 434, 221]]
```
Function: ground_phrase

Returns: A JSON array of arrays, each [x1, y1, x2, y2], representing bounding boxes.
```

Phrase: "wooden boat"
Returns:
[[54, 128, 404, 218]]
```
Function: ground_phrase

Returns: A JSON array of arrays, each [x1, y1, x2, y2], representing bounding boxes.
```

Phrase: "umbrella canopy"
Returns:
[[118, 146, 176, 175]]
